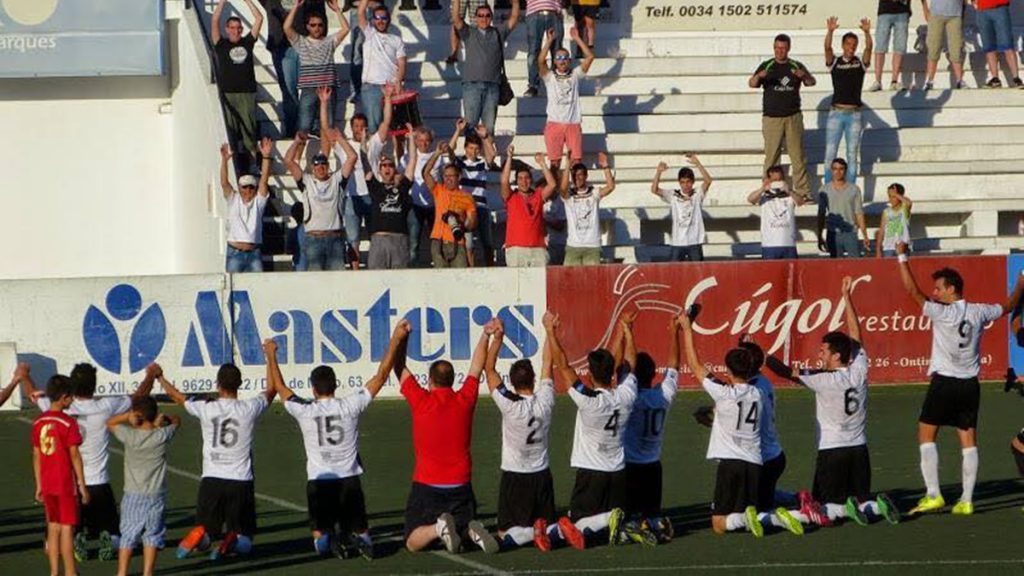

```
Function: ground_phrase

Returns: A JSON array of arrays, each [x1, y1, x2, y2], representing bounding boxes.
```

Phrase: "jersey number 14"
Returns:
[[735, 401, 759, 432]]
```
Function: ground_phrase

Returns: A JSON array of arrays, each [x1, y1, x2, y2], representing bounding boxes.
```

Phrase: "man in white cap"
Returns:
[[220, 138, 273, 272]]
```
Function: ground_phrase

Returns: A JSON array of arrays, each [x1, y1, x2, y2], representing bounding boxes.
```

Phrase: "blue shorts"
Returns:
[[119, 492, 166, 549], [978, 5, 1014, 53], [761, 246, 798, 260], [876, 12, 910, 55]]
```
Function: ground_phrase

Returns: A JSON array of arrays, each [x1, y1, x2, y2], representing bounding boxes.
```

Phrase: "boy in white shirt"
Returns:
[[651, 154, 714, 262], [747, 165, 806, 260], [559, 151, 616, 267]]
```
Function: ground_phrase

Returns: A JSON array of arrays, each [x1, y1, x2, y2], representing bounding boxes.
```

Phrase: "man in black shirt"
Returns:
[[824, 17, 873, 186], [364, 97, 417, 269], [749, 34, 815, 201], [213, 0, 264, 173]]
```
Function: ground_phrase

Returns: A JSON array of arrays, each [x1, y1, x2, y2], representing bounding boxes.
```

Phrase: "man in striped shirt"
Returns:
[[284, 0, 351, 137], [447, 118, 497, 266], [524, 0, 565, 97]]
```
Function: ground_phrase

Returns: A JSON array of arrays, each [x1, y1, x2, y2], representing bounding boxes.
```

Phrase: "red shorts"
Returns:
[[544, 121, 583, 163], [43, 494, 79, 526]]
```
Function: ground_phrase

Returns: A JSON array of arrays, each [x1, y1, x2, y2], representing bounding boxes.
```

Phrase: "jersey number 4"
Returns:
[[211, 417, 239, 448], [735, 401, 759, 432], [314, 416, 343, 447], [604, 410, 621, 438]]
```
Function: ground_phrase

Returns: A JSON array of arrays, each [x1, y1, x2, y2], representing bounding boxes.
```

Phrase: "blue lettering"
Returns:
[[182, 291, 231, 367], [497, 305, 539, 359], [269, 310, 314, 364], [404, 307, 445, 362], [449, 307, 472, 360], [230, 291, 264, 365], [366, 290, 398, 362], [320, 310, 361, 363]]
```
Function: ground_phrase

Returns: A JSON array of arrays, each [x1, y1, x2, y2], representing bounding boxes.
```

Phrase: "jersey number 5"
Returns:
[[211, 417, 239, 448]]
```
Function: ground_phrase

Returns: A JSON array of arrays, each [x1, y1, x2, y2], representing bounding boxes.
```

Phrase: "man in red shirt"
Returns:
[[399, 319, 500, 554], [501, 145, 557, 267], [32, 375, 89, 576]]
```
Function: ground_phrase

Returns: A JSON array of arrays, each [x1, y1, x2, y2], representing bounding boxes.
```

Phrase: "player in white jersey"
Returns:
[[897, 247, 1024, 515], [679, 307, 800, 538], [484, 318, 570, 552], [18, 362, 156, 561], [622, 316, 680, 543], [159, 349, 277, 560], [544, 310, 655, 548], [270, 323, 409, 560], [768, 277, 900, 527]]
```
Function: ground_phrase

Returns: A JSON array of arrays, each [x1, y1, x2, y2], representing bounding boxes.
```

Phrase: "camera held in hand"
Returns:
[[444, 211, 465, 242]]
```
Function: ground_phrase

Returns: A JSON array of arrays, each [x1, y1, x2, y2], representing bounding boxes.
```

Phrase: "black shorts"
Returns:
[[306, 477, 368, 535], [196, 478, 257, 537], [919, 374, 981, 430], [812, 445, 871, 504], [81, 483, 119, 537], [624, 461, 663, 518], [403, 482, 476, 541], [497, 469, 556, 531], [569, 468, 627, 521], [757, 452, 787, 511], [712, 459, 760, 515], [572, 4, 600, 20], [1013, 442, 1024, 477]]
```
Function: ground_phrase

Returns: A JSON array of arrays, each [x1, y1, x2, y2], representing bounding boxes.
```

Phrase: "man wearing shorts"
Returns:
[[920, 0, 966, 90], [975, 0, 1021, 88], [871, 0, 911, 91], [540, 27, 594, 167]]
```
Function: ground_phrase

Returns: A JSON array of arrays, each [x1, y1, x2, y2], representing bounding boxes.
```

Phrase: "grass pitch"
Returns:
[[1, 384, 1023, 575]]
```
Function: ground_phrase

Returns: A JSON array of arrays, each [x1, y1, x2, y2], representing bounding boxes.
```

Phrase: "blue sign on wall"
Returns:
[[0, 0, 164, 78], [1009, 255, 1024, 373]]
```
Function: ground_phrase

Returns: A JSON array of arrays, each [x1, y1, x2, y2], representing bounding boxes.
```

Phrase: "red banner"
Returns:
[[546, 257, 1008, 389]]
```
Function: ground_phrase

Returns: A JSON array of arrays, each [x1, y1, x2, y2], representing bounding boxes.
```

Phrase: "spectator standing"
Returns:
[[220, 139, 273, 273], [337, 112, 384, 261], [571, 0, 599, 58], [524, 0, 565, 97], [424, 142, 478, 268], [816, 158, 869, 258], [975, 0, 1022, 88], [560, 152, 615, 266], [448, 120, 498, 266], [875, 183, 913, 257], [500, 145, 557, 267], [749, 34, 815, 201], [544, 195, 567, 265], [921, 0, 966, 90], [452, 0, 520, 137], [650, 155, 713, 262], [364, 93, 417, 269], [871, 0, 910, 91], [357, 0, 407, 133], [261, 0, 328, 137], [347, 0, 379, 104], [284, 0, 350, 137], [288, 201, 308, 270], [540, 27, 594, 167], [402, 126, 441, 266], [212, 0, 264, 172], [824, 17, 872, 185], [747, 165, 807, 260], [448, 0, 494, 64]]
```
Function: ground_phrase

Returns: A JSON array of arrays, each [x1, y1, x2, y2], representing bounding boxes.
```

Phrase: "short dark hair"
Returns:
[[515, 167, 533, 182], [842, 32, 858, 44], [724, 348, 754, 379], [443, 163, 461, 176], [310, 365, 338, 396], [571, 162, 588, 176], [822, 331, 853, 364], [464, 133, 483, 148], [888, 182, 905, 196], [132, 396, 158, 423], [766, 165, 785, 177], [831, 157, 848, 169], [430, 360, 455, 388], [226, 16, 243, 27], [587, 349, 615, 385], [217, 363, 242, 393], [70, 363, 97, 398], [774, 33, 791, 47], [373, 4, 390, 16], [634, 352, 657, 389], [304, 12, 324, 25], [737, 341, 765, 377], [46, 375, 74, 402], [351, 113, 368, 126], [932, 267, 964, 296], [509, 360, 536, 392], [677, 167, 695, 181]]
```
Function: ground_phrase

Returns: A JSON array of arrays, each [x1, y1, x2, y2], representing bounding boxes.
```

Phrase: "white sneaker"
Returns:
[[868, 81, 882, 92], [436, 513, 461, 554]]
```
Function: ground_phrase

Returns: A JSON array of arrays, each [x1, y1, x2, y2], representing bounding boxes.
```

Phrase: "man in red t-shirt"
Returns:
[[32, 375, 89, 576], [399, 319, 501, 554], [501, 145, 558, 268]]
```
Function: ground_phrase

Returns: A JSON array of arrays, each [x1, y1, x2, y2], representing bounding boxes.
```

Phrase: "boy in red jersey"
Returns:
[[32, 375, 90, 576]]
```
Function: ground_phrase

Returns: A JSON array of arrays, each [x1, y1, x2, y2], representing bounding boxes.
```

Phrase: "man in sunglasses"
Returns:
[[451, 0, 520, 137], [357, 0, 407, 134], [219, 138, 273, 272], [538, 27, 594, 168], [284, 0, 351, 138]]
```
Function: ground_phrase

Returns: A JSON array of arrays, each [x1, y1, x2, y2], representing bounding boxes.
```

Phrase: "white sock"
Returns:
[[725, 513, 747, 531], [434, 517, 446, 539], [825, 503, 847, 521], [920, 442, 941, 498], [788, 510, 810, 524], [574, 512, 612, 534], [961, 447, 979, 503], [758, 512, 785, 529], [504, 526, 533, 546], [859, 500, 880, 517]]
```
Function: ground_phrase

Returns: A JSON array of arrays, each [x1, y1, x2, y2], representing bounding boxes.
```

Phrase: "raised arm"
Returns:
[[219, 144, 236, 199], [764, 355, 804, 386], [366, 320, 411, 398], [105, 411, 133, 433], [262, 339, 290, 402], [1002, 272, 1024, 315], [257, 138, 273, 197], [283, 136, 307, 183], [283, 0, 302, 43], [538, 28, 555, 79], [478, 125, 497, 166], [212, 0, 226, 44], [536, 153, 556, 200], [328, 0, 351, 45], [14, 363, 41, 401], [747, 180, 768, 205], [448, 118, 466, 152], [244, 0, 264, 39], [318, 87, 334, 151], [452, 0, 465, 31], [824, 16, 838, 66], [541, 330, 552, 381], [841, 276, 861, 344], [403, 127, 418, 181], [331, 129, 360, 179], [132, 364, 158, 400], [559, 152, 571, 198], [484, 319, 504, 393], [621, 313, 637, 372], [507, 0, 521, 32], [570, 27, 596, 74], [667, 316, 681, 371], [651, 162, 668, 197], [0, 376, 20, 408], [500, 145, 514, 202], [597, 152, 616, 197], [688, 153, 713, 192], [158, 373, 187, 406], [861, 18, 873, 67], [422, 142, 448, 190], [375, 85, 394, 144], [357, 0, 370, 29], [896, 243, 927, 306], [678, 310, 708, 381], [467, 325, 491, 381], [543, 312, 579, 387]]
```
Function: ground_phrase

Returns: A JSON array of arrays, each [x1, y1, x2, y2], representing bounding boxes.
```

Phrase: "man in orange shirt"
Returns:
[[423, 142, 478, 268]]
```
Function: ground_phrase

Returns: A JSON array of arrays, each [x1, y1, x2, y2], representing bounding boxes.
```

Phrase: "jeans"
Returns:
[[349, 15, 365, 97], [408, 205, 434, 266], [362, 83, 386, 134], [824, 109, 863, 184], [462, 81, 499, 136], [826, 229, 861, 259], [761, 246, 798, 260], [288, 225, 307, 271], [225, 246, 263, 273], [298, 87, 333, 136], [344, 194, 373, 249], [303, 235, 347, 271], [526, 12, 564, 90], [669, 244, 704, 262], [875, 13, 909, 54], [270, 46, 299, 137], [978, 5, 1014, 52]]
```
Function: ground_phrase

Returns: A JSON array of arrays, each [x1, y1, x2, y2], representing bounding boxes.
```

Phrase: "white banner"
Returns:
[[0, 270, 546, 399]]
